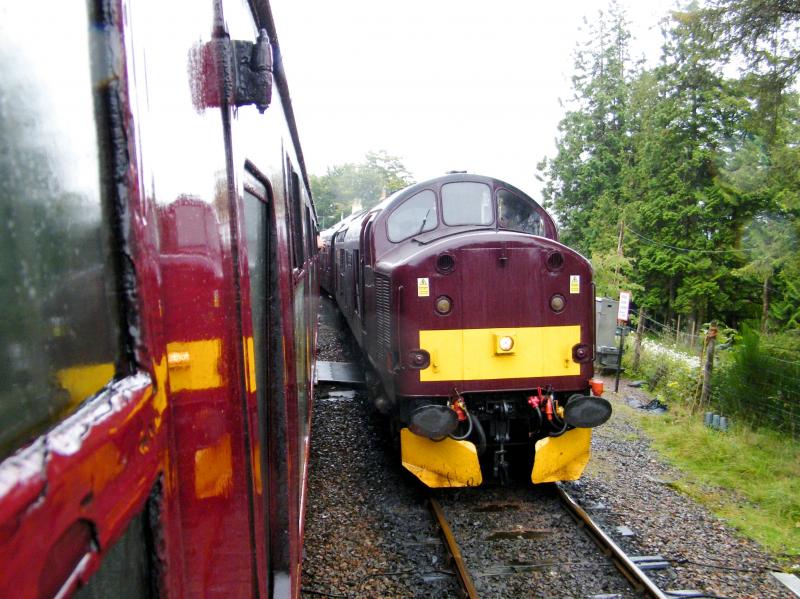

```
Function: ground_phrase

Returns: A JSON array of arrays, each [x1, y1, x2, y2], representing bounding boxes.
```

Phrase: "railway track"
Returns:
[[428, 483, 704, 599]]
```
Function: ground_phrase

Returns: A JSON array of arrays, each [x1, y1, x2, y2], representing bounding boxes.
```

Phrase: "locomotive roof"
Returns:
[[325, 172, 558, 249], [380, 172, 542, 211]]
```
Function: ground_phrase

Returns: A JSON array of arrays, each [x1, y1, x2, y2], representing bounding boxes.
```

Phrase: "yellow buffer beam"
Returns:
[[419, 325, 581, 382], [532, 428, 592, 483], [400, 428, 483, 488]]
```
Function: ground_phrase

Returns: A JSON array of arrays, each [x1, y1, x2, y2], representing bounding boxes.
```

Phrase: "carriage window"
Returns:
[[288, 166, 305, 268], [497, 189, 543, 236], [304, 205, 315, 257], [0, 2, 119, 459], [387, 189, 437, 242], [441, 182, 493, 226]]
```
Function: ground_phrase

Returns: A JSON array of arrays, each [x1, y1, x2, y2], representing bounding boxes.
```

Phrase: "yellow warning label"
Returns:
[[569, 275, 580, 294], [417, 277, 430, 297]]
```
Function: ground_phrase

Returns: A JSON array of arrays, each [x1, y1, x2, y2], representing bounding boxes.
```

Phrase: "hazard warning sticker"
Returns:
[[417, 277, 430, 297], [569, 275, 580, 294]]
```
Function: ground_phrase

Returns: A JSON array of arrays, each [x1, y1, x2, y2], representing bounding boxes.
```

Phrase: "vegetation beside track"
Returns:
[[616, 338, 800, 566], [634, 404, 800, 565]]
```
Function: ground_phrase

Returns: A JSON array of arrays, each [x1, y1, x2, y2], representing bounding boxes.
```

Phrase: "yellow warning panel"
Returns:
[[400, 428, 483, 488], [419, 325, 581, 382], [532, 428, 592, 483]]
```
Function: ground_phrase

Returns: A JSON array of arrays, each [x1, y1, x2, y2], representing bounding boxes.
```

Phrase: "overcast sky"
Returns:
[[270, 0, 678, 199]]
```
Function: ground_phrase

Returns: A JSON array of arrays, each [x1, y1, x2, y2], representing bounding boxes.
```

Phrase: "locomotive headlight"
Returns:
[[550, 294, 566, 312], [495, 333, 516, 354], [434, 295, 453, 315]]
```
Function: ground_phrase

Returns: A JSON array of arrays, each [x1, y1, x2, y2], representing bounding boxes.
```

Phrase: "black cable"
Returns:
[[449, 411, 473, 440], [670, 557, 766, 574]]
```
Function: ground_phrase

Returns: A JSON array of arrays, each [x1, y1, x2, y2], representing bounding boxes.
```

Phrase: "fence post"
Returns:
[[633, 307, 645, 372], [699, 323, 718, 408]]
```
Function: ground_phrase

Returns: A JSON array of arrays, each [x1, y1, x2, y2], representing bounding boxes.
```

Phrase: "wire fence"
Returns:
[[626, 311, 800, 438]]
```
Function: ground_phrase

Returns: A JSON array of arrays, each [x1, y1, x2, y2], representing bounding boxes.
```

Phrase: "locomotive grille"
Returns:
[[374, 273, 392, 354]]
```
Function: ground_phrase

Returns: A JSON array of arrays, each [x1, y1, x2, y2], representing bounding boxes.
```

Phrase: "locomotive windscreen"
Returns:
[[441, 181, 494, 225]]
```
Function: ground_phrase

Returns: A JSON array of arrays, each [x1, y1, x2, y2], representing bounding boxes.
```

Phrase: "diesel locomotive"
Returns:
[[321, 173, 610, 487], [0, 1, 318, 597]]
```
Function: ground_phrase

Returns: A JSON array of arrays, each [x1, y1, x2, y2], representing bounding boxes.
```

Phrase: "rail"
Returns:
[[428, 498, 479, 599], [555, 483, 671, 599]]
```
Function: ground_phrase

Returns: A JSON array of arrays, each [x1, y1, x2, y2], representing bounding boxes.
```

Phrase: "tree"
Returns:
[[311, 151, 414, 229], [624, 9, 756, 327], [538, 1, 635, 256], [706, 0, 800, 81], [734, 214, 795, 332]]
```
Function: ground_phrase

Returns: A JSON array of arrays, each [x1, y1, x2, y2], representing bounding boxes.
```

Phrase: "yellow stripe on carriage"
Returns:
[[418, 325, 581, 382]]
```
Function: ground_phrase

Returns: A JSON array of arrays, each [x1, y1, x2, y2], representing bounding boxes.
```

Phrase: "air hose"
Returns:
[[448, 409, 487, 456]]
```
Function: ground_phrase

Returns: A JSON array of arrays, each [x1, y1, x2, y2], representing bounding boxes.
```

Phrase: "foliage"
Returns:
[[705, 0, 800, 83], [626, 323, 799, 437], [539, 0, 800, 339], [311, 150, 414, 229], [712, 326, 800, 435], [590, 248, 642, 298], [538, 2, 634, 257]]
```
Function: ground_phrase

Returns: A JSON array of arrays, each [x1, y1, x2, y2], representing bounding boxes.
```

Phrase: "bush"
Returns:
[[713, 327, 800, 436], [623, 335, 700, 405]]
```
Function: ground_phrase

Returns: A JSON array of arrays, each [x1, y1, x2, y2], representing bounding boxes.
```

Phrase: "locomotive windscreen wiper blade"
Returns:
[[417, 208, 433, 234], [411, 226, 494, 245]]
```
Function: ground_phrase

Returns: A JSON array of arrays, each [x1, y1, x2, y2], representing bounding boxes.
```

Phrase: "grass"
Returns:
[[633, 403, 800, 565]]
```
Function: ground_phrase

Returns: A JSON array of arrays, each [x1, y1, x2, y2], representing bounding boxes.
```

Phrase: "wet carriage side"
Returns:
[[0, 1, 317, 598]]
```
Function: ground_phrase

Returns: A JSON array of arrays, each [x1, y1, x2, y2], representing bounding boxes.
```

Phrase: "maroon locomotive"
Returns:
[[322, 173, 610, 487], [0, 1, 317, 598]]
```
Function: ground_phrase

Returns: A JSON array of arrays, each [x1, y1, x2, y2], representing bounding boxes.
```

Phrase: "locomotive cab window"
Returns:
[[441, 181, 493, 226], [387, 189, 438, 242], [497, 189, 543, 236]]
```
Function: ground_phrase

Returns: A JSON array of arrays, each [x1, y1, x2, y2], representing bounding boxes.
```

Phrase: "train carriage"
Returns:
[[323, 173, 611, 488], [0, 1, 317, 597]]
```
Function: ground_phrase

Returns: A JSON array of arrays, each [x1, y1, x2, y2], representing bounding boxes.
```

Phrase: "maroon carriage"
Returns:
[[0, 1, 318, 597], [323, 174, 610, 487]]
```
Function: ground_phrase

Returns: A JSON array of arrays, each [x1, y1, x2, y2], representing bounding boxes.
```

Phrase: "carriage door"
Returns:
[[241, 164, 275, 587]]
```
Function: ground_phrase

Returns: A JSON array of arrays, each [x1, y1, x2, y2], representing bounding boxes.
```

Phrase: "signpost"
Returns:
[[615, 291, 631, 393]]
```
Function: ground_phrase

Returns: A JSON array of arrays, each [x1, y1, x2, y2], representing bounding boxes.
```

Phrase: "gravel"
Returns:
[[302, 298, 461, 598], [302, 298, 793, 598]]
